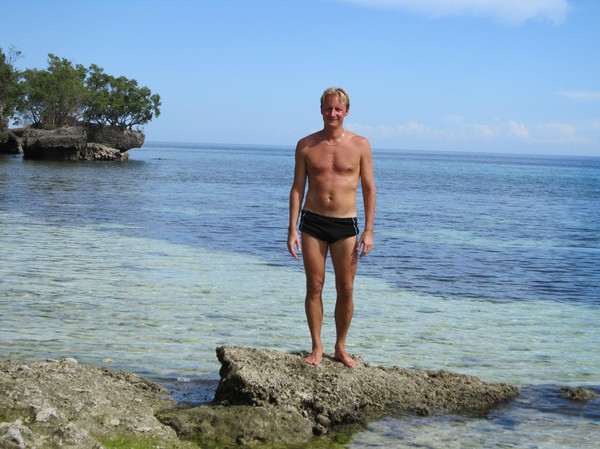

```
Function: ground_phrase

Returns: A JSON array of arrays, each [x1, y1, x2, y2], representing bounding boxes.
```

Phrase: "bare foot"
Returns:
[[305, 350, 323, 366], [334, 348, 356, 368]]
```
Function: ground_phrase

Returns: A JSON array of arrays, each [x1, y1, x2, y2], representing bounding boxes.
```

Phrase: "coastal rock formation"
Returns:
[[0, 128, 22, 154], [0, 347, 521, 448], [559, 386, 598, 402], [0, 358, 193, 449], [3, 124, 145, 160], [159, 346, 520, 446]]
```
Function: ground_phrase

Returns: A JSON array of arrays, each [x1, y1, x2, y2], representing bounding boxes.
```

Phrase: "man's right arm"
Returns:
[[287, 142, 307, 259]]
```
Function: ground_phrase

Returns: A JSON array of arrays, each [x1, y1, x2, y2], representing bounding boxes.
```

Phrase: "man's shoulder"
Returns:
[[296, 132, 321, 150], [348, 133, 371, 151]]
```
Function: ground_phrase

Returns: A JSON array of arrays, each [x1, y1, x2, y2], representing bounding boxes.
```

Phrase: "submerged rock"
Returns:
[[559, 386, 598, 402]]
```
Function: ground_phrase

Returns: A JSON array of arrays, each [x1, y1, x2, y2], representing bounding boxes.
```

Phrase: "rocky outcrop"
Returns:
[[1, 124, 144, 160], [158, 346, 520, 446], [0, 128, 22, 154], [0, 358, 193, 449], [0, 347, 521, 448], [559, 386, 598, 402]]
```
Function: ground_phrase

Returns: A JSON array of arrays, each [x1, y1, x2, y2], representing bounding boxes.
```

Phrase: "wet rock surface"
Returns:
[[0, 358, 192, 449], [159, 346, 520, 446], [558, 386, 598, 402], [1, 347, 523, 448]]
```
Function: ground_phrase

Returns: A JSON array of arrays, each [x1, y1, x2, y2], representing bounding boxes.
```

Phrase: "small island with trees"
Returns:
[[0, 48, 161, 160]]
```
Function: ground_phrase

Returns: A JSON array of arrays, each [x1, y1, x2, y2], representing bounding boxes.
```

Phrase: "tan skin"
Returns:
[[287, 93, 376, 368]]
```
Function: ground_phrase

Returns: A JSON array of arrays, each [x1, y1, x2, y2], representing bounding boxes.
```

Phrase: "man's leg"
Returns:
[[330, 236, 359, 368], [301, 232, 328, 366]]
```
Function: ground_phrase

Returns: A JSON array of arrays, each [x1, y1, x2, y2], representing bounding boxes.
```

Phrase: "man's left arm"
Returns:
[[357, 139, 376, 257]]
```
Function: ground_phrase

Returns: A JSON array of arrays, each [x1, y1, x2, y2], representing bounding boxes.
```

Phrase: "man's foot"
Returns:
[[305, 350, 323, 366], [334, 347, 356, 368]]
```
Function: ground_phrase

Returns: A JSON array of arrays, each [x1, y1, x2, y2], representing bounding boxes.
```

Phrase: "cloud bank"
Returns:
[[348, 114, 597, 153], [335, 0, 571, 24]]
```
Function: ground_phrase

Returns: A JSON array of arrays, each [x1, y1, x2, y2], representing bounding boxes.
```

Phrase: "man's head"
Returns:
[[320, 87, 350, 112]]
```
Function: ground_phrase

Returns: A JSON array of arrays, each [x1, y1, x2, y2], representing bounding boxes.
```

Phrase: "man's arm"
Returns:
[[287, 142, 307, 259], [356, 139, 376, 257]]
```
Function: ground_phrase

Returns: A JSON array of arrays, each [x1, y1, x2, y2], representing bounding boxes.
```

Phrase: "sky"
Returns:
[[1, 0, 599, 156]]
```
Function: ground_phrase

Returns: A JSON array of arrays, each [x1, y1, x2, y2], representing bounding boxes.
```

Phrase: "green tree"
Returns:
[[0, 47, 23, 131], [86, 64, 161, 130], [19, 54, 88, 129]]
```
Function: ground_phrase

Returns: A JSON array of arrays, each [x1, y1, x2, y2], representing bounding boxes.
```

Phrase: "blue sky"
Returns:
[[1, 0, 599, 156]]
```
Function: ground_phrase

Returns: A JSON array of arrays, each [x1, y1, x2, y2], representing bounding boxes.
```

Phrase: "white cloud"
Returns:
[[535, 122, 581, 144], [348, 117, 599, 151], [335, 0, 570, 24], [468, 123, 495, 139], [506, 121, 531, 140], [558, 90, 600, 102]]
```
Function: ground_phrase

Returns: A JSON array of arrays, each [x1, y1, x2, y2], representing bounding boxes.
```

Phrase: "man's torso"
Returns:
[[301, 133, 363, 218]]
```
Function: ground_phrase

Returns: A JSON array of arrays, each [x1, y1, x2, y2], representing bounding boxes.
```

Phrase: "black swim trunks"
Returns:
[[299, 210, 359, 244]]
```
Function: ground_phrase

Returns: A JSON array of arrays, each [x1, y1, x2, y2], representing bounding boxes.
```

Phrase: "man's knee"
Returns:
[[306, 277, 325, 296], [335, 279, 354, 299]]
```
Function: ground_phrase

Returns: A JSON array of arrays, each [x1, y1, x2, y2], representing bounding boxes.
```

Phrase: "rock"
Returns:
[[158, 404, 315, 447], [23, 127, 87, 160], [84, 123, 145, 150], [0, 359, 193, 449], [0, 349, 521, 448], [84, 143, 129, 161], [559, 387, 598, 402], [157, 346, 520, 446], [18, 124, 143, 160], [0, 420, 32, 449], [0, 129, 23, 154]]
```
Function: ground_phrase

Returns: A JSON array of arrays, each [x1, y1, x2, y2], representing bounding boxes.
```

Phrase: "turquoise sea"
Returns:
[[1, 143, 599, 448]]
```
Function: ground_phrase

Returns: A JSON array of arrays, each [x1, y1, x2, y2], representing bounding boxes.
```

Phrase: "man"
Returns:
[[287, 87, 376, 368]]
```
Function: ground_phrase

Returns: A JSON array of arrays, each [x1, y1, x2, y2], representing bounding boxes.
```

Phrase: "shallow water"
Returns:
[[1, 144, 599, 447]]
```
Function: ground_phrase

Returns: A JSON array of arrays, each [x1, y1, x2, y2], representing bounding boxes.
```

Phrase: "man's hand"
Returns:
[[287, 230, 301, 259], [356, 231, 373, 258]]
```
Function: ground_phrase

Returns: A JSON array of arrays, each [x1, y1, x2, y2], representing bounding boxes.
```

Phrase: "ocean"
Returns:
[[1, 143, 598, 448]]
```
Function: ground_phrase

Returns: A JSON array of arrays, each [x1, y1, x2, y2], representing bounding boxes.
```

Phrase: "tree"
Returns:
[[85, 64, 161, 130], [19, 54, 88, 129], [0, 47, 23, 131]]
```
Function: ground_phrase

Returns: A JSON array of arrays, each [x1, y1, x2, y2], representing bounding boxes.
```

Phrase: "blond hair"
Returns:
[[320, 87, 350, 110]]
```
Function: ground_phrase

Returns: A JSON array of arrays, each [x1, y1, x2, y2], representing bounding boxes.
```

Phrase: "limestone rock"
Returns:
[[214, 346, 519, 416], [0, 129, 23, 154], [0, 348, 522, 448], [559, 386, 598, 402], [84, 142, 129, 161], [84, 123, 145, 150], [22, 127, 87, 160], [158, 346, 520, 446], [0, 358, 193, 449], [18, 125, 143, 160]]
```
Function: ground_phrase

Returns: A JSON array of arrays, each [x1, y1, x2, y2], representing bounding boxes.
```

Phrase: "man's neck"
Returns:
[[322, 127, 345, 140]]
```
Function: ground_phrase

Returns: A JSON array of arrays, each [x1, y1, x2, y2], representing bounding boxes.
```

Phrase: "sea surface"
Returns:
[[1, 143, 599, 448]]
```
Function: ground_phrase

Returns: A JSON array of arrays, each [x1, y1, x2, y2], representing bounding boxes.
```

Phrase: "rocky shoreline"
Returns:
[[1, 346, 592, 448]]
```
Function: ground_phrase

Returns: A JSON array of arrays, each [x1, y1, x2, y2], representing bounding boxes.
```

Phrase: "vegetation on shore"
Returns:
[[0, 47, 160, 133]]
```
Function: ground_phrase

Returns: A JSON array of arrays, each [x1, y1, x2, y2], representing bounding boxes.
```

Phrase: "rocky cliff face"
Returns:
[[0, 124, 144, 160]]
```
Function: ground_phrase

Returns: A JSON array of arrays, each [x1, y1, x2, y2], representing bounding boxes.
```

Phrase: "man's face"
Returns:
[[321, 94, 349, 126]]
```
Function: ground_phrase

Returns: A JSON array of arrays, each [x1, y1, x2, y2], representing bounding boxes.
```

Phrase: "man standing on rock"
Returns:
[[287, 87, 376, 368]]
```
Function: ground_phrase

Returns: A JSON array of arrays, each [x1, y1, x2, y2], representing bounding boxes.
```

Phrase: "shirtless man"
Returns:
[[287, 87, 376, 368]]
